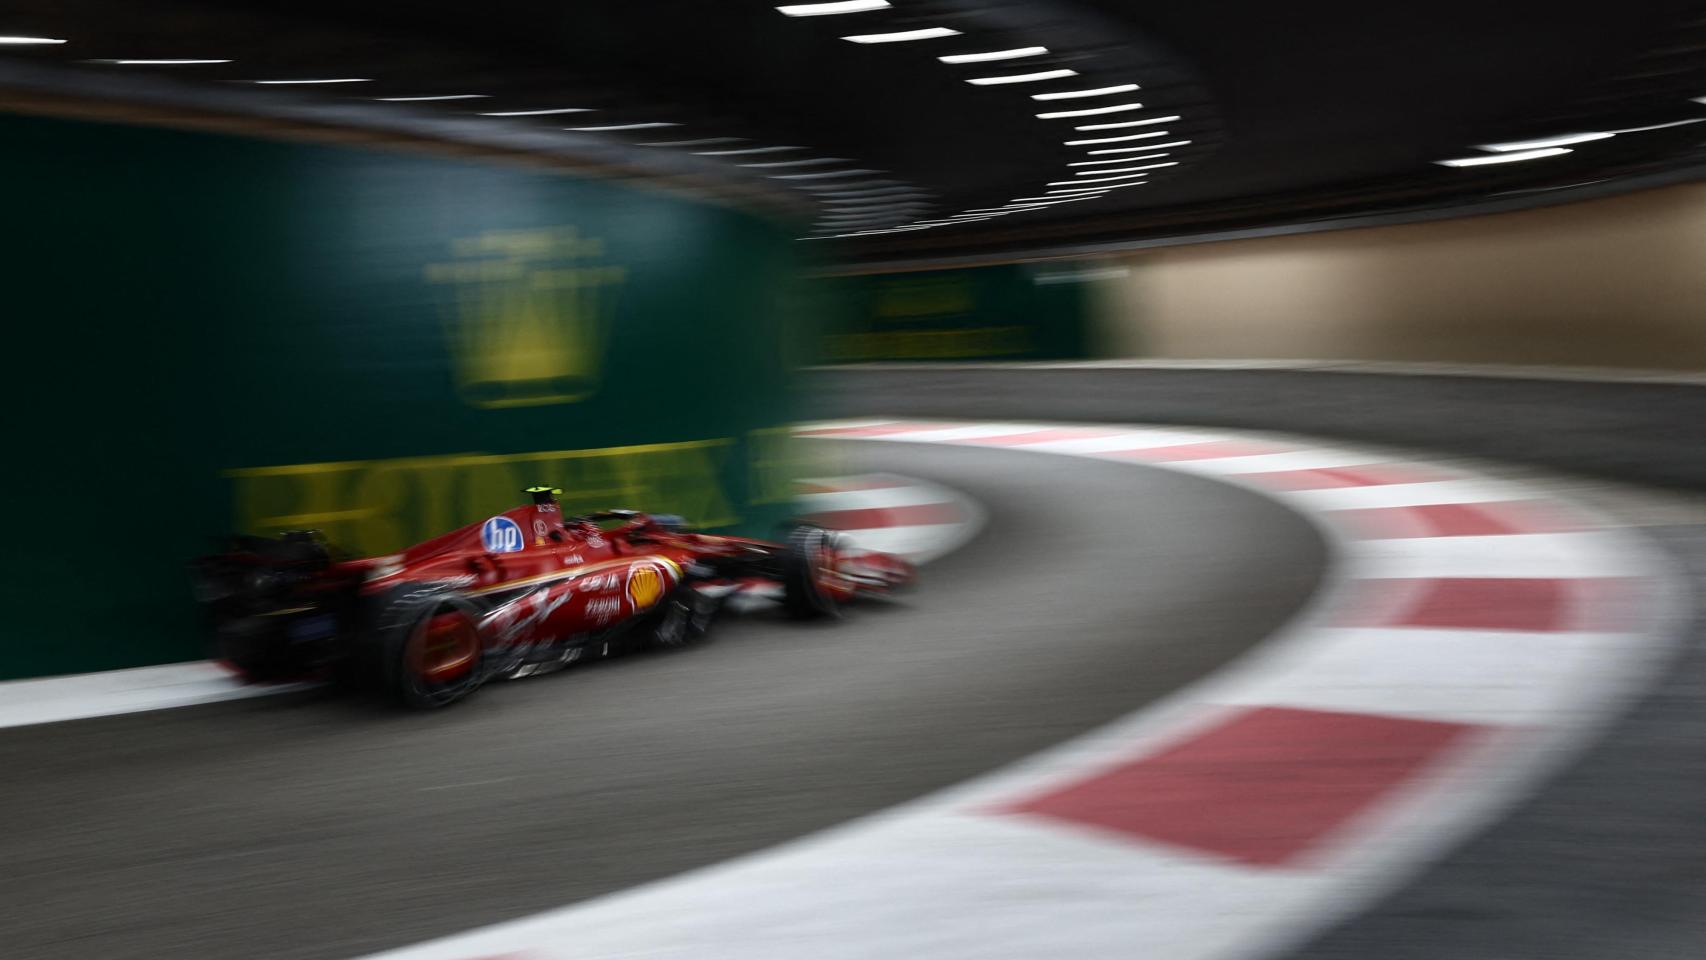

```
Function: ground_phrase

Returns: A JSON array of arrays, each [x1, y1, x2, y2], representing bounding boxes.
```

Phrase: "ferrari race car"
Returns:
[[191, 486, 914, 708]]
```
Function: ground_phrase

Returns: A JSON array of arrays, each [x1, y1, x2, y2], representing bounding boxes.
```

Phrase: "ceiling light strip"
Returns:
[[939, 46, 1048, 64], [374, 94, 488, 101], [1037, 102, 1144, 119], [770, 169, 881, 179], [843, 27, 960, 43], [639, 137, 745, 146], [1075, 114, 1180, 131], [1069, 153, 1169, 166], [94, 58, 231, 65], [776, 0, 890, 16], [741, 157, 850, 168], [478, 107, 592, 116], [696, 145, 804, 155], [1031, 83, 1140, 101], [1049, 174, 1150, 185], [1435, 147, 1571, 167], [1068, 131, 1175, 145], [1088, 141, 1190, 153], [568, 122, 680, 131], [1479, 132, 1613, 152], [1072, 161, 1177, 175], [967, 69, 1077, 86]]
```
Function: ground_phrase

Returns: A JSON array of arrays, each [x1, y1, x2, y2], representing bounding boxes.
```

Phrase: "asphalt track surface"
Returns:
[[0, 441, 1327, 960]]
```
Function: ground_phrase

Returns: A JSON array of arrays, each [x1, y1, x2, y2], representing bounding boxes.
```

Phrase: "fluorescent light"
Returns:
[[568, 122, 680, 131], [770, 169, 880, 179], [1037, 102, 1144, 119], [1075, 115, 1179, 131], [253, 78, 372, 84], [1049, 174, 1150, 185], [1068, 131, 1176, 145], [940, 46, 1048, 64], [777, 0, 890, 15], [374, 94, 489, 101], [813, 186, 921, 198], [825, 198, 926, 207], [0, 36, 66, 45], [1073, 162, 1177, 175], [478, 107, 592, 116], [1435, 147, 1570, 167], [1069, 153, 1167, 166], [1694, 97, 1706, 105], [741, 157, 851, 168], [1031, 83, 1140, 101], [695, 145, 805, 156], [1609, 118, 1706, 134], [794, 179, 890, 190], [843, 27, 960, 43], [641, 137, 745, 147], [816, 192, 919, 201], [821, 215, 924, 223], [93, 58, 232, 65], [1480, 132, 1613, 152], [1089, 141, 1188, 153], [967, 69, 1077, 86]]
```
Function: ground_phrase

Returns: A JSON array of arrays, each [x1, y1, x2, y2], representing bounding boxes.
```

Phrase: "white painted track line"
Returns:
[[0, 662, 307, 730]]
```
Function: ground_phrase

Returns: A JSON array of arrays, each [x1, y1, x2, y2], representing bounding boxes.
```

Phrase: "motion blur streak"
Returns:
[[9, 5, 1706, 960]]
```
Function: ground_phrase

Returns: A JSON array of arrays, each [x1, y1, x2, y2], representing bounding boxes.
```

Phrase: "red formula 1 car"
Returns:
[[191, 486, 914, 708]]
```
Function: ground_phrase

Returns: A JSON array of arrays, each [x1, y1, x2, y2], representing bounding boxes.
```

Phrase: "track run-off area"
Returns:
[[0, 420, 1683, 960]]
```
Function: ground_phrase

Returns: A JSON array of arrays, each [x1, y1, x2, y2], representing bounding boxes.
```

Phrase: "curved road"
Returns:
[[0, 441, 1327, 960]]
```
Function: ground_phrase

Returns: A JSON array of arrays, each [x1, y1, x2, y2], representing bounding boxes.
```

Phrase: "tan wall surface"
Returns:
[[1103, 180, 1706, 369]]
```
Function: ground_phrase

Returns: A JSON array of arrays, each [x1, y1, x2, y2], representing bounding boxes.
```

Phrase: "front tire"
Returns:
[[782, 523, 846, 619]]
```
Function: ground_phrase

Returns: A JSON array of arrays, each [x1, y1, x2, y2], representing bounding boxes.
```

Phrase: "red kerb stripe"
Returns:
[[1333, 501, 1578, 539], [997, 706, 1487, 868], [1105, 440, 1289, 462], [1240, 464, 1451, 490]]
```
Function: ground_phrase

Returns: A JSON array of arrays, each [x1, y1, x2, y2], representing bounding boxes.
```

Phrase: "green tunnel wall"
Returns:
[[810, 262, 1096, 363], [0, 113, 807, 680]]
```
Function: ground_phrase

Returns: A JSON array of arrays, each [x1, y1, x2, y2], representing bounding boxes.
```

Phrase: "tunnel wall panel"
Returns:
[[810, 263, 1094, 363], [1096, 180, 1706, 370]]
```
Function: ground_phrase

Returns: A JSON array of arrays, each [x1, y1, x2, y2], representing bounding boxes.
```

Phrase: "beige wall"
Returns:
[[1100, 180, 1706, 369]]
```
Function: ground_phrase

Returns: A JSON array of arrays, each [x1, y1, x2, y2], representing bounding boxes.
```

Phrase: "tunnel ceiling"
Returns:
[[4, 0, 1706, 264]]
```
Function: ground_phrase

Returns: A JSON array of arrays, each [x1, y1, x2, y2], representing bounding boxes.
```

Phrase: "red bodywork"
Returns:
[[193, 493, 914, 707]]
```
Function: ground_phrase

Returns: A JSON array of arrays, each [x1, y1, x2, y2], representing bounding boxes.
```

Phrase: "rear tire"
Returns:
[[377, 594, 485, 709], [782, 523, 845, 619]]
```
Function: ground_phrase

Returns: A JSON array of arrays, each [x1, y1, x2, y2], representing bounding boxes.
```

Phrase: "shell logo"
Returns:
[[626, 562, 666, 610]]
